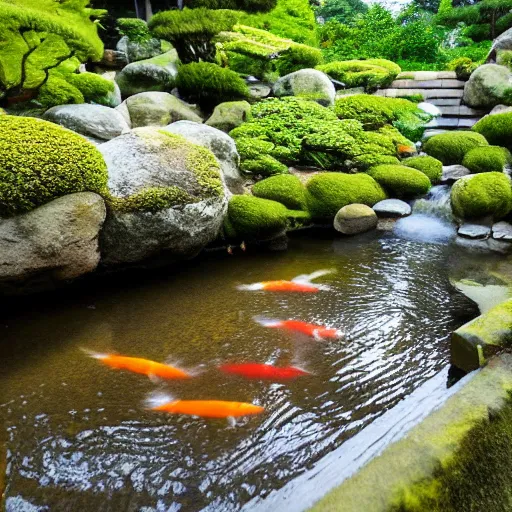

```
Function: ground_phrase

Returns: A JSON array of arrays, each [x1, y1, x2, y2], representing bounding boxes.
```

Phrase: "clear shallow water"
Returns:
[[0, 233, 480, 511]]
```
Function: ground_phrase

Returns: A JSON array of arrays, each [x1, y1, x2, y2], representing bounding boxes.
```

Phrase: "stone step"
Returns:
[[375, 88, 464, 99], [437, 105, 488, 117], [390, 79, 465, 89], [429, 98, 462, 106], [425, 117, 481, 129], [397, 71, 457, 80]]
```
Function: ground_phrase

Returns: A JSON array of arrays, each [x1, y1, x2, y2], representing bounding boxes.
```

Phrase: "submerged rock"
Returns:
[[334, 204, 378, 234], [98, 128, 227, 265], [0, 193, 105, 294], [205, 101, 251, 133], [162, 121, 244, 194], [43, 104, 130, 141], [372, 199, 411, 218]]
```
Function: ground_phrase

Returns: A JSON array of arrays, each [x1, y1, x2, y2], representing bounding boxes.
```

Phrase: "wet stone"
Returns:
[[492, 221, 512, 241], [441, 165, 471, 184], [373, 199, 411, 218], [458, 222, 492, 239]]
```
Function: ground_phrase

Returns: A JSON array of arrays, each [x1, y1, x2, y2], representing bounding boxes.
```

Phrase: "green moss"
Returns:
[[66, 72, 114, 104], [472, 112, 512, 149], [252, 174, 308, 210], [226, 194, 289, 239], [402, 156, 443, 184], [0, 115, 107, 217], [117, 18, 152, 43], [423, 131, 489, 165], [36, 75, 84, 107], [176, 62, 249, 108], [462, 146, 509, 174], [352, 154, 400, 171], [367, 164, 431, 199], [306, 172, 387, 220], [497, 50, 512, 70], [451, 172, 512, 220], [240, 155, 289, 175], [446, 57, 478, 81]]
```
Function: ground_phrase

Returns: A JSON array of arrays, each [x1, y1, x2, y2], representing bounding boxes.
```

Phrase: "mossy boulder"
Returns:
[[206, 100, 251, 133], [462, 146, 510, 174], [334, 203, 378, 235], [402, 155, 443, 184], [306, 172, 387, 221], [472, 112, 512, 149], [272, 69, 335, 107], [252, 174, 308, 210], [463, 64, 512, 109], [451, 172, 512, 220], [0, 116, 108, 217], [367, 164, 431, 199], [115, 50, 179, 97], [98, 128, 227, 265], [67, 72, 116, 106], [451, 299, 512, 372], [423, 131, 489, 165]]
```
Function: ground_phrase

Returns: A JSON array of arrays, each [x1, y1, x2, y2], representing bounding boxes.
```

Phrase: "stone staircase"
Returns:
[[374, 71, 489, 138]]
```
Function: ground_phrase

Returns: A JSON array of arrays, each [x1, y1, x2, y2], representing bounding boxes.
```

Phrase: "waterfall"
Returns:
[[412, 185, 454, 222]]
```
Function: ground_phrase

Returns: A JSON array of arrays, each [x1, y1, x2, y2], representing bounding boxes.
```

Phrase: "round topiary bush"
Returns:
[[306, 172, 387, 221], [462, 146, 509, 174], [176, 62, 250, 109], [451, 172, 512, 220], [472, 113, 512, 149], [252, 174, 308, 210], [423, 131, 489, 165], [402, 155, 443, 183], [366, 164, 431, 199], [0, 116, 108, 217]]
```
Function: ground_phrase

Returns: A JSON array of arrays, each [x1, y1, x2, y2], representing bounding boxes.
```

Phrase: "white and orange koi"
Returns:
[[254, 316, 343, 340], [237, 269, 334, 293]]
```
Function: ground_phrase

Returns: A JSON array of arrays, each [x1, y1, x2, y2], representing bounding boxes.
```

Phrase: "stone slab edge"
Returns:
[[309, 354, 512, 512]]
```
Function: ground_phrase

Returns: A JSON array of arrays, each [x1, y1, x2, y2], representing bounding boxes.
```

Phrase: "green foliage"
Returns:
[[451, 172, 512, 219], [315, 0, 368, 24], [446, 57, 477, 80], [184, 0, 276, 12], [240, 154, 288, 175], [497, 50, 512, 70], [0, 115, 107, 217], [117, 18, 151, 43], [317, 59, 400, 92], [402, 155, 443, 184], [306, 172, 387, 220], [437, 0, 452, 16], [462, 146, 509, 174], [176, 62, 249, 109], [473, 113, 512, 150], [423, 131, 489, 165], [252, 174, 308, 210], [67, 72, 114, 103], [366, 164, 431, 198], [36, 75, 84, 107]]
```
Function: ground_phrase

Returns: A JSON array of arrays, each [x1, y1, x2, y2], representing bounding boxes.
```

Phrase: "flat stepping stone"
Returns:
[[438, 106, 488, 117], [441, 165, 471, 184], [375, 89, 464, 99], [458, 117, 480, 128], [373, 199, 411, 218], [422, 129, 448, 139], [458, 222, 492, 239], [396, 71, 457, 80], [492, 221, 512, 241], [390, 79, 465, 89], [425, 117, 460, 128], [430, 98, 462, 106]]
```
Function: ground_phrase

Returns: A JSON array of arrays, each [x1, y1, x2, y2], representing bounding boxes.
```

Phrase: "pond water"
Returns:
[[0, 230, 487, 511]]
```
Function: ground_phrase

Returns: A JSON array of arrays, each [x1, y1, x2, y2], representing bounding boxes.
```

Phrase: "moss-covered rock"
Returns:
[[272, 69, 335, 107], [67, 72, 115, 104], [366, 164, 431, 199], [206, 100, 251, 133], [451, 172, 512, 220], [462, 146, 509, 174], [463, 64, 512, 109], [37, 75, 84, 107], [0, 116, 108, 217], [252, 174, 308, 210], [352, 154, 400, 171], [423, 131, 489, 165], [472, 112, 512, 149], [402, 155, 443, 184], [306, 172, 387, 221]]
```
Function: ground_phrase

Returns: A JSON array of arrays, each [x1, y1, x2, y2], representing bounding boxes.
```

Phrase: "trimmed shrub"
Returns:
[[402, 155, 443, 184], [423, 131, 489, 165], [462, 146, 509, 174], [176, 62, 249, 108], [451, 172, 512, 219], [252, 174, 308, 210], [472, 113, 512, 149], [117, 18, 152, 43], [36, 75, 84, 107], [0, 116, 107, 217], [447, 57, 478, 81], [306, 172, 387, 220], [67, 72, 115, 104], [367, 164, 431, 198]]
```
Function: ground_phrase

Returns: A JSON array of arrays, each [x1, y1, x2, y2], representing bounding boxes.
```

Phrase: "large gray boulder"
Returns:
[[117, 35, 163, 63], [205, 101, 251, 133], [463, 64, 512, 108], [488, 27, 512, 61], [115, 50, 179, 97], [116, 92, 202, 128], [162, 121, 244, 194], [0, 193, 105, 294], [98, 128, 227, 265], [43, 104, 130, 141], [272, 69, 336, 107]]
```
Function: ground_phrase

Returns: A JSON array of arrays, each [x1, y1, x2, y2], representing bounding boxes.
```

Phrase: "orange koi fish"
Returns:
[[254, 316, 343, 340], [219, 362, 310, 380], [83, 350, 192, 380], [237, 269, 334, 293], [149, 395, 264, 418]]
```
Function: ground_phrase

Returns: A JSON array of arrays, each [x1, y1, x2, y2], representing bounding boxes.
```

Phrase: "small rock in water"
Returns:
[[492, 221, 512, 240], [334, 204, 378, 234], [458, 221, 492, 239], [441, 165, 471, 184], [373, 199, 411, 218]]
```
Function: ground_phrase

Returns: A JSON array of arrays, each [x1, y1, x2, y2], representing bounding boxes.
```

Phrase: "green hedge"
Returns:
[[423, 131, 489, 165], [366, 164, 431, 199]]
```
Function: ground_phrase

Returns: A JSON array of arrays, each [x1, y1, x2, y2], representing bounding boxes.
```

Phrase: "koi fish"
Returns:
[[219, 363, 310, 380], [147, 394, 264, 418], [83, 350, 192, 380], [254, 316, 343, 340], [237, 269, 334, 293]]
